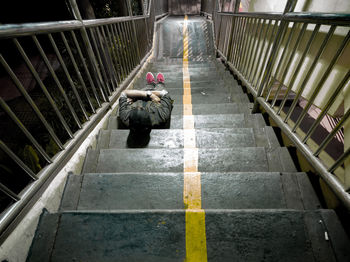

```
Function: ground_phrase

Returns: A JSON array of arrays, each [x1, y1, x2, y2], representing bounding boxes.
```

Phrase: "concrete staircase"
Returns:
[[26, 17, 349, 262]]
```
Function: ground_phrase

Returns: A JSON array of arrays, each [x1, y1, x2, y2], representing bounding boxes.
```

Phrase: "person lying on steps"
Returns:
[[119, 72, 173, 140]]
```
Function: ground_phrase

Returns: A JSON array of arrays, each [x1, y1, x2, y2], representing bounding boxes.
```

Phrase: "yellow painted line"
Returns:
[[182, 14, 208, 262]]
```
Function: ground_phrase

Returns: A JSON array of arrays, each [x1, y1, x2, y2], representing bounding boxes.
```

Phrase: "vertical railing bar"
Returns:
[[48, 33, 89, 121], [277, 24, 321, 115], [238, 17, 253, 70], [88, 27, 112, 96], [255, 19, 279, 88], [265, 22, 297, 101], [13, 38, 74, 138], [243, 18, 260, 77], [110, 24, 126, 80], [0, 53, 64, 150], [231, 17, 243, 65], [32, 35, 82, 128], [125, 21, 138, 67], [248, 19, 267, 83], [119, 22, 132, 73], [271, 23, 308, 107], [70, 30, 101, 108], [231, 16, 242, 65], [116, 22, 131, 75], [292, 30, 350, 132], [226, 16, 236, 62], [252, 17, 289, 112], [284, 25, 336, 122], [105, 24, 122, 84], [60, 32, 95, 113], [252, 19, 273, 87], [114, 23, 128, 79], [329, 147, 350, 173], [0, 183, 20, 202], [304, 70, 350, 143], [315, 109, 350, 156], [95, 26, 117, 92], [0, 97, 52, 163], [126, 0, 141, 63], [99, 25, 119, 89], [234, 17, 247, 67], [0, 140, 38, 180]]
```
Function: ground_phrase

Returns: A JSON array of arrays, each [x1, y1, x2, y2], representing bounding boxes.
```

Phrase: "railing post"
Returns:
[[251, 0, 298, 113]]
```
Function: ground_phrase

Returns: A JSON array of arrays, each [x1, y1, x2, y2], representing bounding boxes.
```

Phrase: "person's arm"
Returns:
[[122, 90, 168, 102]]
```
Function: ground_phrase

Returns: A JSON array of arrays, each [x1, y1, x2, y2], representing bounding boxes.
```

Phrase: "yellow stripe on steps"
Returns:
[[182, 14, 208, 262]]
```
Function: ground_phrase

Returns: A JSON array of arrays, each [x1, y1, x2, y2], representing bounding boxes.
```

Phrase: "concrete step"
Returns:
[[133, 80, 242, 93], [96, 127, 280, 150], [169, 93, 249, 104], [60, 172, 320, 211], [84, 147, 269, 173], [108, 114, 266, 130], [27, 209, 350, 262], [98, 128, 256, 149], [171, 103, 253, 115]]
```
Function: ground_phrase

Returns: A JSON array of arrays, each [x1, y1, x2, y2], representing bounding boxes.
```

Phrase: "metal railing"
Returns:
[[0, 0, 165, 242], [208, 0, 350, 208]]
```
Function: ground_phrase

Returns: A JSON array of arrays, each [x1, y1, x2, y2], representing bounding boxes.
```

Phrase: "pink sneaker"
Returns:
[[156, 73, 165, 84], [146, 72, 155, 84]]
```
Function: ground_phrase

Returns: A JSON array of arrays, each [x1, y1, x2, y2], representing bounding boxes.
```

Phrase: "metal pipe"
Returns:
[[234, 17, 247, 67], [99, 26, 119, 89], [70, 30, 101, 108], [0, 97, 52, 163], [60, 32, 95, 113], [303, 70, 350, 143], [265, 22, 297, 101], [329, 148, 350, 173], [271, 23, 308, 107], [88, 27, 112, 96], [110, 24, 126, 80], [284, 25, 336, 122], [237, 17, 253, 70], [0, 54, 64, 150], [48, 33, 89, 121], [95, 26, 116, 92], [243, 18, 261, 78], [276, 24, 320, 115], [0, 140, 38, 180], [12, 38, 74, 138], [0, 183, 20, 202], [32, 35, 82, 128], [315, 109, 350, 157], [105, 25, 122, 84], [292, 30, 350, 132], [114, 23, 128, 79], [247, 19, 267, 84], [255, 19, 279, 88], [242, 19, 260, 77]]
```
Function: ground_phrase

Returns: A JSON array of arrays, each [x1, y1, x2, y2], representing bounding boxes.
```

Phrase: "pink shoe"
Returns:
[[146, 72, 155, 84], [156, 73, 165, 84]]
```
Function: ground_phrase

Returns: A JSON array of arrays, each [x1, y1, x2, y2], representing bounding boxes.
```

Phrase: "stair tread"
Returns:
[[61, 172, 320, 211], [27, 210, 349, 262], [103, 128, 256, 149], [93, 147, 269, 173]]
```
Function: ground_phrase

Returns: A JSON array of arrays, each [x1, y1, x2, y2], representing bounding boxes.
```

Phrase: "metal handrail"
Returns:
[[211, 2, 350, 209], [0, 0, 164, 243]]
